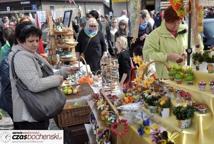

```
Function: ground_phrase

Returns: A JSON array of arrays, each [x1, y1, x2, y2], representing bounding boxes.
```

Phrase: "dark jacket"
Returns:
[[0, 25, 5, 47], [115, 30, 127, 42], [76, 30, 106, 73], [0, 58, 13, 118], [133, 22, 153, 56], [117, 50, 131, 83]]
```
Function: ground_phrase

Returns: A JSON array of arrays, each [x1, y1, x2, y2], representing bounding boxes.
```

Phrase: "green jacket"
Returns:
[[143, 21, 188, 78], [0, 41, 11, 63]]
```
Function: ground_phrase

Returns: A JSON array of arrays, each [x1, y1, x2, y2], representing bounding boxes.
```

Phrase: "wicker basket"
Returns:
[[55, 105, 91, 128], [56, 83, 94, 128]]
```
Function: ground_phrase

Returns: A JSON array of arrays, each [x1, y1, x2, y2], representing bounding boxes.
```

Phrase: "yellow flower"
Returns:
[[144, 126, 150, 134], [151, 123, 159, 130]]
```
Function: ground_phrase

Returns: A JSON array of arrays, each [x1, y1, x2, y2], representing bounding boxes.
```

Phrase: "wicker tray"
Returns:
[[55, 84, 94, 128], [55, 105, 91, 128]]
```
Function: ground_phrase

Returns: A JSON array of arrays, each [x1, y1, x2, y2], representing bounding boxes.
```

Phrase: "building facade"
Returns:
[[0, 0, 110, 17], [112, 0, 156, 17]]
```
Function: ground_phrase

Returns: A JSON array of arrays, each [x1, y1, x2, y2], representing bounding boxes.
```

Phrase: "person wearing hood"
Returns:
[[143, 6, 188, 79], [75, 18, 107, 74]]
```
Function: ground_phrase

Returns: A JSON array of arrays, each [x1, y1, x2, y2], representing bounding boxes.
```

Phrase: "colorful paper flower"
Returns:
[[111, 119, 129, 137], [170, 0, 186, 18]]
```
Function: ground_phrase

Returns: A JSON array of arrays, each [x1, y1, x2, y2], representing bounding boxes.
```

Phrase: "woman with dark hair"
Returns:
[[8, 22, 77, 130], [18, 16, 45, 55], [143, 6, 188, 78]]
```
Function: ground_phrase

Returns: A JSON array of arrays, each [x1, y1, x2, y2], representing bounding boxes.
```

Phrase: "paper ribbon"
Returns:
[[168, 131, 180, 142]]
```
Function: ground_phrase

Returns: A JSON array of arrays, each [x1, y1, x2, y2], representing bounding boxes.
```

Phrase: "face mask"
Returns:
[[88, 27, 96, 33]]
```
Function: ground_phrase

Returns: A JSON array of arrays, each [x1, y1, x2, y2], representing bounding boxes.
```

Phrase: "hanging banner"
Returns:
[[112, 0, 129, 3]]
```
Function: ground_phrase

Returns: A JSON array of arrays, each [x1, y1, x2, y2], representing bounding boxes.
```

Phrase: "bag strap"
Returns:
[[11, 50, 21, 80], [34, 56, 48, 70], [34, 56, 54, 76], [11, 50, 52, 80]]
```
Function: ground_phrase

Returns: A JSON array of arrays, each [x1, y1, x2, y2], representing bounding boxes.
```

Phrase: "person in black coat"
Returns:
[[132, 13, 153, 56], [75, 18, 107, 74], [115, 36, 131, 86]]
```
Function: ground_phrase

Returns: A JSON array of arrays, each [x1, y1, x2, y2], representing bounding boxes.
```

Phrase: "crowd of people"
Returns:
[[73, 9, 162, 83], [0, 5, 198, 130]]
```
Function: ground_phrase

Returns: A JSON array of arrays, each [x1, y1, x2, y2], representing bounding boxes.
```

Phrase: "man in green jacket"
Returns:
[[143, 6, 187, 78]]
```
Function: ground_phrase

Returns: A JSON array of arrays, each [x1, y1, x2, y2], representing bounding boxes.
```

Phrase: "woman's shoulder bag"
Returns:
[[11, 50, 66, 121]]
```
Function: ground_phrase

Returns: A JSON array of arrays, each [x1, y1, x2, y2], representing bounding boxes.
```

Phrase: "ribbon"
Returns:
[[168, 131, 180, 143]]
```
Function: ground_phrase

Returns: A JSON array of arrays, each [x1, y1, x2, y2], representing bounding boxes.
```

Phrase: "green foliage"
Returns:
[[184, 67, 195, 82], [192, 51, 214, 63], [203, 51, 212, 63], [185, 74, 194, 81], [0, 109, 4, 120], [168, 69, 176, 77], [144, 95, 160, 106], [173, 105, 195, 120], [175, 72, 183, 80], [192, 52, 204, 63], [168, 65, 184, 80]]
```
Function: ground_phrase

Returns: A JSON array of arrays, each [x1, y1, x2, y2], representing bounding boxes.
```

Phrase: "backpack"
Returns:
[[0, 57, 13, 118]]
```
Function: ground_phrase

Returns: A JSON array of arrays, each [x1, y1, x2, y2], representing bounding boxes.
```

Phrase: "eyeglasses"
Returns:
[[89, 25, 97, 27]]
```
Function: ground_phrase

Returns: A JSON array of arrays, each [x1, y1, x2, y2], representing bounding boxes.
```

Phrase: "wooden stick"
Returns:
[[100, 90, 120, 118]]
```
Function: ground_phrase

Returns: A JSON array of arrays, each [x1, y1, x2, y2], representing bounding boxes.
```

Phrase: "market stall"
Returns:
[[88, 57, 213, 144], [43, 10, 95, 143], [37, 1, 214, 144]]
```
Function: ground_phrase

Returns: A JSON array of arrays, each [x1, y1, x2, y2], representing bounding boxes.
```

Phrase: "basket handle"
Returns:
[[142, 61, 170, 79], [94, 70, 102, 76], [78, 56, 89, 75]]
